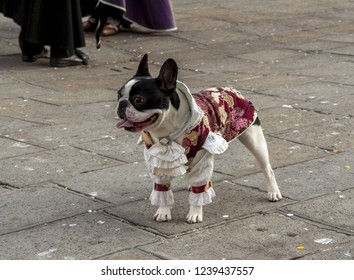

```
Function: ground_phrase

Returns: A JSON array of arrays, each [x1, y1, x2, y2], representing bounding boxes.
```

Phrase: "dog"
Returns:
[[116, 54, 282, 224]]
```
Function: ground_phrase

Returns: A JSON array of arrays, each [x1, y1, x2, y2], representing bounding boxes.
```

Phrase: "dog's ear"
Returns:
[[157, 58, 178, 93], [134, 54, 151, 77]]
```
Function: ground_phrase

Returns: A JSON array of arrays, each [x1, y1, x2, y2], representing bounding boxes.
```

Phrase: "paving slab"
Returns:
[[0, 186, 106, 235], [259, 106, 329, 134], [270, 29, 327, 44], [74, 133, 144, 163], [0, 53, 50, 71], [0, 146, 120, 187], [0, 73, 11, 83], [27, 72, 126, 94], [286, 40, 351, 53], [214, 136, 325, 177], [54, 162, 151, 205], [0, 116, 46, 136], [237, 49, 302, 65], [276, 55, 354, 85], [0, 212, 159, 260], [140, 213, 353, 260], [106, 182, 292, 237], [177, 27, 259, 46], [301, 241, 354, 259], [2, 58, 129, 84], [153, 48, 257, 74], [28, 87, 116, 106], [54, 161, 232, 205], [233, 151, 354, 201], [235, 91, 300, 111], [324, 33, 354, 43], [282, 188, 354, 233], [328, 46, 354, 56], [0, 137, 45, 159], [233, 74, 313, 93], [105, 32, 195, 54], [0, 81, 54, 99], [220, 0, 347, 14], [319, 22, 354, 35], [0, 185, 12, 193], [97, 249, 161, 260], [5, 117, 119, 149], [294, 94, 354, 117], [0, 97, 66, 125], [0, 98, 115, 125], [0, 24, 19, 39], [273, 116, 354, 151], [262, 81, 354, 101]]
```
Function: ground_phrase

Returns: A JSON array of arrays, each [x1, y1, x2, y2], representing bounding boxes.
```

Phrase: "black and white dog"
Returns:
[[116, 54, 282, 224]]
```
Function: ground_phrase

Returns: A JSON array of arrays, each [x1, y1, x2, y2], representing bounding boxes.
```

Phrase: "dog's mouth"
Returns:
[[116, 113, 159, 132]]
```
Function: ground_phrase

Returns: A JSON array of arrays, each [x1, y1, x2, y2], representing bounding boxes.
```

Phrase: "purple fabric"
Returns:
[[101, 0, 176, 30]]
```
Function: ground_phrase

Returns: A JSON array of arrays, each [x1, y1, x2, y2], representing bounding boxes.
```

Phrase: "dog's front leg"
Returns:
[[186, 205, 203, 223], [185, 152, 215, 224], [154, 206, 172, 222], [150, 183, 174, 222]]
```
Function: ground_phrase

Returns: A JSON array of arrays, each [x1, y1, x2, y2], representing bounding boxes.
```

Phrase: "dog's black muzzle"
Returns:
[[117, 100, 129, 119]]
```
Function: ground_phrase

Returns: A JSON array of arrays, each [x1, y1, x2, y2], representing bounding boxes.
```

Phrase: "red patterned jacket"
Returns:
[[182, 87, 257, 160]]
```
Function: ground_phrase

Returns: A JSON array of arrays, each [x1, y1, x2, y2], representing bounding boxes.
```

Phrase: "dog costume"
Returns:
[[141, 81, 257, 207]]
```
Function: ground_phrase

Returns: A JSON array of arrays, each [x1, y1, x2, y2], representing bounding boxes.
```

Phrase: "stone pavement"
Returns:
[[0, 0, 354, 260]]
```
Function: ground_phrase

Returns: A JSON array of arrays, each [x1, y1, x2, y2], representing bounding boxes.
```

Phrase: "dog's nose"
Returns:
[[117, 100, 129, 118]]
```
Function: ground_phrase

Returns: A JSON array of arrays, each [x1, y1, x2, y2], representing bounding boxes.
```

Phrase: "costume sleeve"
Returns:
[[185, 151, 216, 206]]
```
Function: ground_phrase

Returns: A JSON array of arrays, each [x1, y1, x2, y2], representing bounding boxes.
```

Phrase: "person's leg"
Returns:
[[50, 46, 88, 67], [19, 28, 47, 62], [101, 5, 125, 36], [49, 0, 89, 67]]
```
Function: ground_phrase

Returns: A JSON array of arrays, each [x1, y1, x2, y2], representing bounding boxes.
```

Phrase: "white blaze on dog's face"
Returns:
[[116, 54, 180, 132]]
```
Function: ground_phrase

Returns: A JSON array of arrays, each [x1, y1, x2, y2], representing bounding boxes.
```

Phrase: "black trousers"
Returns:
[[1, 0, 86, 58]]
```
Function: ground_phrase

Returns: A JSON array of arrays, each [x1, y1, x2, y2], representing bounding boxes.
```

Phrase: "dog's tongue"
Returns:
[[116, 119, 134, 129]]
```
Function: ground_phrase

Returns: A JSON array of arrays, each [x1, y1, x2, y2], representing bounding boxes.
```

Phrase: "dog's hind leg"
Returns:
[[238, 121, 282, 201]]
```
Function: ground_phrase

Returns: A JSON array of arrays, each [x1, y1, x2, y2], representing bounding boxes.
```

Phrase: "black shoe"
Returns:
[[22, 48, 49, 62], [75, 49, 89, 62], [50, 52, 89, 67]]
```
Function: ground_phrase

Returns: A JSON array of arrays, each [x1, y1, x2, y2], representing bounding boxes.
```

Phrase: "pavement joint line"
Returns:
[[0, 209, 109, 238], [71, 145, 132, 164], [25, 97, 61, 107], [275, 209, 354, 236], [103, 207, 292, 240], [265, 134, 338, 152], [0, 115, 51, 127], [52, 182, 115, 206]]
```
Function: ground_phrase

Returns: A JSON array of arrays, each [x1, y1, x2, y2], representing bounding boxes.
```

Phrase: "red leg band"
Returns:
[[191, 184, 207, 194], [154, 183, 170, 191], [191, 181, 212, 194]]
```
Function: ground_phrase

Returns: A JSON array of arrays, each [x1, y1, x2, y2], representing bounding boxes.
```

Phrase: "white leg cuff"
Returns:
[[149, 189, 174, 206], [188, 187, 216, 206]]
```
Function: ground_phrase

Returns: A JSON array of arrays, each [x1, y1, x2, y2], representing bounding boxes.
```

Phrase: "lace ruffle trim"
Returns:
[[188, 188, 216, 206]]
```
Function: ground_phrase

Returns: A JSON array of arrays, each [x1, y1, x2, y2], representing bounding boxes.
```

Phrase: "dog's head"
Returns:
[[116, 54, 180, 132]]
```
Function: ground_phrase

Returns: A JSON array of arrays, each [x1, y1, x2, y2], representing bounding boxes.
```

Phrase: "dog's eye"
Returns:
[[133, 96, 144, 104]]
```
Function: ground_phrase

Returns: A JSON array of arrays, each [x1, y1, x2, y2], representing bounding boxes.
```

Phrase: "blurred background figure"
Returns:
[[80, 0, 177, 48], [0, 0, 89, 67]]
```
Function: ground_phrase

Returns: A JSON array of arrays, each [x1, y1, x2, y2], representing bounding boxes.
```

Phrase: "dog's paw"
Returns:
[[186, 205, 203, 224], [268, 189, 282, 202], [153, 206, 172, 222]]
